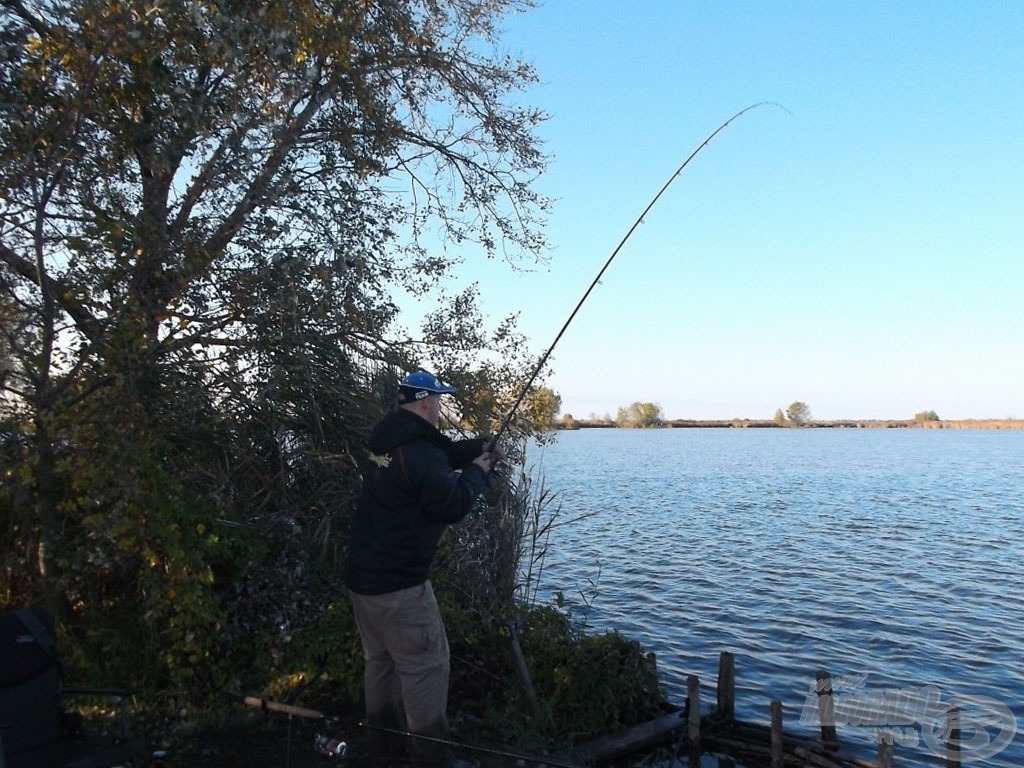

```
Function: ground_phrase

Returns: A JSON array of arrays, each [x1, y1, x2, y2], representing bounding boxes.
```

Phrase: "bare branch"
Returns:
[[1, 0, 51, 37], [0, 239, 103, 342]]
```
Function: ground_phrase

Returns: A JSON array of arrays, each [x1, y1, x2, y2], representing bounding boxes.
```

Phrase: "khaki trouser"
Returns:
[[349, 581, 451, 763]]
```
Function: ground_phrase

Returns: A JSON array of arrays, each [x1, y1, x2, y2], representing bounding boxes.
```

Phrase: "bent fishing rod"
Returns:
[[487, 101, 783, 451]]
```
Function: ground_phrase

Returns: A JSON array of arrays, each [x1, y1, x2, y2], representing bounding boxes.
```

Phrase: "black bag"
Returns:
[[0, 607, 63, 757]]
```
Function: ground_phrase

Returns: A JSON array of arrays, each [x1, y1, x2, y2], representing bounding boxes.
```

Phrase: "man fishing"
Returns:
[[345, 370, 502, 767]]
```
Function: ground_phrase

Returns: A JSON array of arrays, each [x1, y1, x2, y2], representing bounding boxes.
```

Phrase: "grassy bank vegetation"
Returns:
[[3, 399, 670, 765]]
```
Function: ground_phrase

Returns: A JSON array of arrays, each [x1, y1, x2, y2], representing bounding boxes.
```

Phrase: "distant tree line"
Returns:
[[557, 401, 948, 427], [556, 403, 667, 429]]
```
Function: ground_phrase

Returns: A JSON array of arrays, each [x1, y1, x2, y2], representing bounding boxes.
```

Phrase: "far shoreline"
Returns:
[[559, 418, 1024, 430]]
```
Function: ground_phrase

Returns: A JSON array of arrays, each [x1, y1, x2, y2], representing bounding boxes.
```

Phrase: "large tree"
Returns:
[[0, 0, 548, 685]]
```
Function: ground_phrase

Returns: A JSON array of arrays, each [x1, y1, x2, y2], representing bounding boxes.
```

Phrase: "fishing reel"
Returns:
[[488, 457, 507, 481], [313, 732, 348, 759]]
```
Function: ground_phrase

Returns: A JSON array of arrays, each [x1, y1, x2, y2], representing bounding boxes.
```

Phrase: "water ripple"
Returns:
[[529, 429, 1024, 767]]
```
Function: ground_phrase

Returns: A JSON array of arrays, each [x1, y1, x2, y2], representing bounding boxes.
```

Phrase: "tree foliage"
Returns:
[[785, 400, 811, 425], [523, 386, 561, 430], [615, 401, 664, 429], [0, 0, 550, 692]]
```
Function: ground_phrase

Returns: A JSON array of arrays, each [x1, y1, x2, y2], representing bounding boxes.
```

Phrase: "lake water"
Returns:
[[524, 428, 1023, 767]]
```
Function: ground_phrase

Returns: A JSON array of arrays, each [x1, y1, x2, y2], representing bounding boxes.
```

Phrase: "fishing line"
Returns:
[[488, 101, 786, 450], [359, 721, 586, 767]]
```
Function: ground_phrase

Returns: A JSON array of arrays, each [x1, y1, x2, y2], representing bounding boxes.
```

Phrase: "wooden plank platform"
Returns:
[[568, 651, 964, 767]]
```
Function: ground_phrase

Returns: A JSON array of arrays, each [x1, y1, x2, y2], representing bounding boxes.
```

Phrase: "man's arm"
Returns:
[[416, 446, 489, 523], [446, 438, 487, 469]]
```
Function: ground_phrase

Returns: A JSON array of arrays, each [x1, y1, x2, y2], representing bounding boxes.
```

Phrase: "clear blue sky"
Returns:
[[427, 2, 1024, 421]]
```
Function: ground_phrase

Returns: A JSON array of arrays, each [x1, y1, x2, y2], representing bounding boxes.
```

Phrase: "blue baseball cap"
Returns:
[[397, 370, 457, 403]]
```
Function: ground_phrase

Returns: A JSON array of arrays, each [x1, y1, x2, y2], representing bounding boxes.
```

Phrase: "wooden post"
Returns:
[[770, 700, 784, 768], [946, 705, 961, 767], [507, 620, 541, 716], [815, 669, 839, 750], [717, 651, 735, 719], [687, 675, 701, 748], [571, 710, 693, 764], [877, 734, 894, 768]]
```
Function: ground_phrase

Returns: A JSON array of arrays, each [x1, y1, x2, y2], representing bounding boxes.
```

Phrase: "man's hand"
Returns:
[[472, 444, 506, 476], [472, 451, 495, 474]]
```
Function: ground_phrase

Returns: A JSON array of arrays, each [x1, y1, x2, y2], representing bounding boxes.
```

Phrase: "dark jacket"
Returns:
[[344, 408, 488, 595]]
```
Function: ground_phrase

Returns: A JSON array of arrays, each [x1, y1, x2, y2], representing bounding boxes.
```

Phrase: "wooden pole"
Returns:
[[877, 734, 893, 768], [770, 700, 784, 768], [946, 705, 961, 767], [507, 620, 541, 716], [717, 651, 735, 719], [815, 669, 839, 750], [571, 709, 687, 764], [793, 747, 856, 768], [687, 675, 701, 748]]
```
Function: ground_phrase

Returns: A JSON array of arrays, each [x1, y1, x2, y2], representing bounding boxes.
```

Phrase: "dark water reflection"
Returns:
[[528, 428, 1024, 767]]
